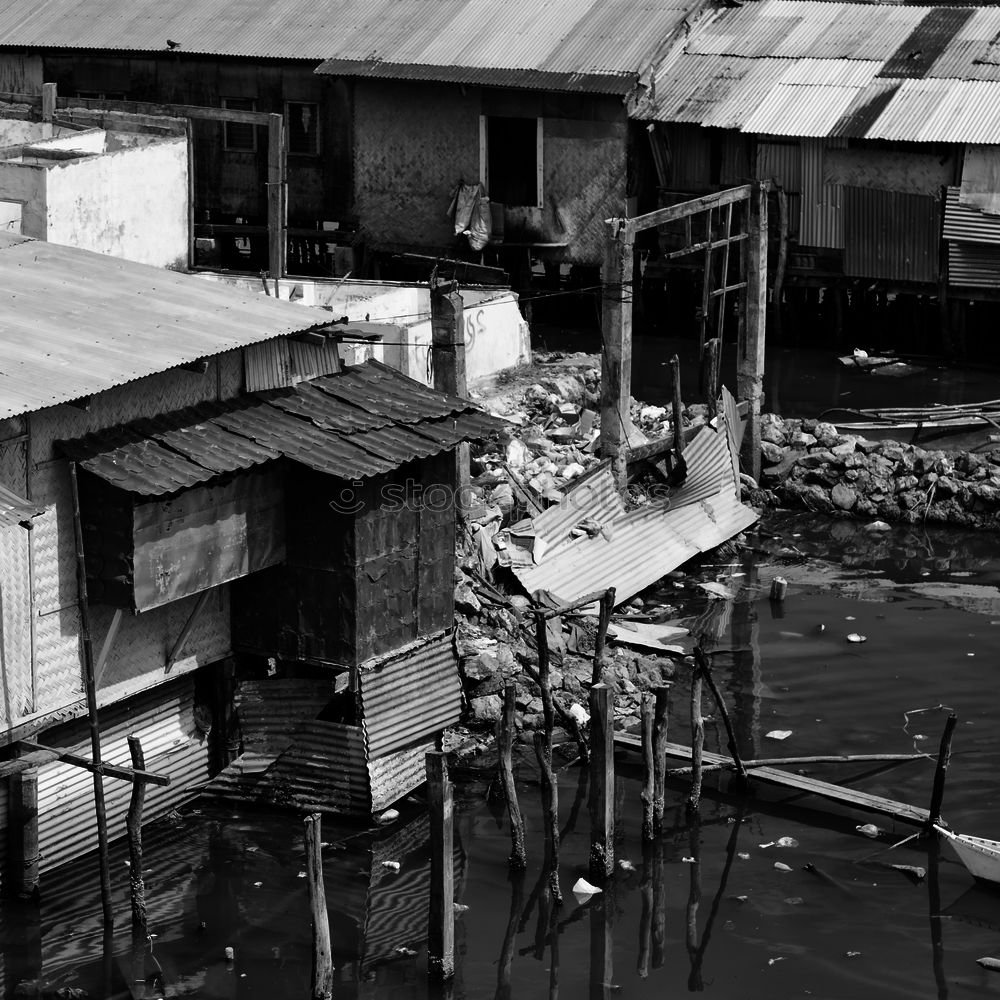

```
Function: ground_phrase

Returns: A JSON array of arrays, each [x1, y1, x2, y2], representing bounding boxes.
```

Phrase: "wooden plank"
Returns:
[[699, 208, 712, 353], [662, 232, 748, 261], [267, 113, 286, 279], [41, 82, 56, 123], [599, 221, 633, 488], [738, 181, 768, 482], [715, 201, 734, 344], [16, 740, 171, 787], [58, 95, 272, 125], [0, 748, 59, 778], [94, 607, 124, 688], [623, 185, 754, 238], [709, 280, 748, 299], [615, 734, 930, 825], [589, 683, 614, 879]]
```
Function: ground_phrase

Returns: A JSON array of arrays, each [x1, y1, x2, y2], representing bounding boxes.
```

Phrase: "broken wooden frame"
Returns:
[[600, 183, 769, 486], [0, 83, 288, 278]]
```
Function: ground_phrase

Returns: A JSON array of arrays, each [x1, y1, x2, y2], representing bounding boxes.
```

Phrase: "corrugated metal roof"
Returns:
[[0, 0, 698, 90], [639, 0, 1000, 144], [0, 234, 338, 420], [0, 481, 42, 528], [507, 424, 758, 605], [943, 186, 1000, 244], [59, 360, 505, 495], [359, 633, 462, 758]]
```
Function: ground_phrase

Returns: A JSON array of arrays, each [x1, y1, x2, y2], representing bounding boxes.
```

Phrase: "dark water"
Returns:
[[8, 511, 1000, 999]]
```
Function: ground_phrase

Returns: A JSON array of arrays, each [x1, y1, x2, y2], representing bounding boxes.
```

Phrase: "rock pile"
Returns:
[[759, 415, 1000, 530]]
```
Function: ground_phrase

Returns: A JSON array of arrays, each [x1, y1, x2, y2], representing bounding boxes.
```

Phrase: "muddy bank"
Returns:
[[757, 414, 1000, 530]]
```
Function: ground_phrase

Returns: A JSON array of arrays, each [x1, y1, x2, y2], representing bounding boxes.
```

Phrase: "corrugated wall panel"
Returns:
[[948, 242, 1000, 288], [943, 186, 1000, 244], [360, 633, 462, 758], [799, 139, 844, 249], [0, 432, 33, 725], [844, 188, 940, 283], [36, 676, 212, 873], [368, 737, 435, 812]]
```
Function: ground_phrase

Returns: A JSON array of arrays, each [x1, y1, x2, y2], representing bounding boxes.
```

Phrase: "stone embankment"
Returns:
[[758, 414, 1000, 530]]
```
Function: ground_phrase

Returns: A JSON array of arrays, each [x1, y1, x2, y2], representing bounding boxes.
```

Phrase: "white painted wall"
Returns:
[[0, 160, 46, 238], [44, 135, 188, 268]]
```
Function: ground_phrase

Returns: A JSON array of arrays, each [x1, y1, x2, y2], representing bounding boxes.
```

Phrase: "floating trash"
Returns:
[[777, 837, 799, 848], [846, 951, 862, 959], [617, 859, 636, 872], [847, 633, 867, 643], [394, 946, 418, 957], [766, 730, 793, 740], [738, 852, 751, 861], [381, 861, 401, 872], [572, 878, 602, 903], [784, 897, 804, 905], [856, 823, 881, 839], [297, 871, 307, 878], [768, 957, 787, 966], [774, 862, 792, 872], [759, 841, 776, 849]]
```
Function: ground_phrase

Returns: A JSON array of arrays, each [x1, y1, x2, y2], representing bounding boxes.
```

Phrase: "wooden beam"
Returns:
[[427, 751, 455, 980], [709, 280, 748, 299], [616, 733, 930, 825], [738, 181, 768, 482], [267, 113, 286, 280], [599, 220, 633, 489], [94, 607, 124, 688], [41, 83, 56, 123], [621, 184, 754, 238], [165, 588, 213, 673], [58, 95, 273, 125], [16, 740, 171, 786], [662, 232, 748, 261]]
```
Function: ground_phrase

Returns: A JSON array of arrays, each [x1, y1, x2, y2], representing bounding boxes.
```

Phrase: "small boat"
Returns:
[[935, 824, 1000, 886]]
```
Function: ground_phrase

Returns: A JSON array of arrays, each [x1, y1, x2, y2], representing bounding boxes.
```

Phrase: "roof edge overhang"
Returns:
[[315, 59, 636, 95]]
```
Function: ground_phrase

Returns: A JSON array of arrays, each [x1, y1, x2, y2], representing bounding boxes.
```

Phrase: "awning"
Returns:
[[0, 481, 43, 529], [59, 360, 506, 496]]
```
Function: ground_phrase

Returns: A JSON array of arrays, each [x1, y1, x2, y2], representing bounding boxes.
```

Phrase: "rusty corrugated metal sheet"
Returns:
[[865, 79, 947, 141], [878, 8, 974, 80], [829, 79, 902, 139], [801, 5, 927, 62], [508, 424, 758, 605], [943, 186, 1000, 244], [948, 242, 1000, 288], [0, 480, 41, 528], [359, 633, 462, 759], [368, 738, 435, 813], [0, 0, 697, 85], [843, 188, 940, 283], [799, 139, 844, 250], [36, 676, 211, 872], [0, 234, 338, 420], [756, 140, 801, 190], [60, 360, 505, 496]]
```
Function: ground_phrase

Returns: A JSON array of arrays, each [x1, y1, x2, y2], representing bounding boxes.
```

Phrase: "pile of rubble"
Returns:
[[759, 415, 1000, 530]]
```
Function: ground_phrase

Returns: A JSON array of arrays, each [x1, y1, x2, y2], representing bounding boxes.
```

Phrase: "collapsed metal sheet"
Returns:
[[0, 481, 42, 528], [508, 422, 759, 605]]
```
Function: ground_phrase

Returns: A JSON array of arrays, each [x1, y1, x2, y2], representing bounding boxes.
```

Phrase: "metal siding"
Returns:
[[359, 633, 462, 758], [36, 676, 211, 872], [943, 186, 1000, 244], [245, 337, 342, 393], [368, 737, 436, 812], [948, 242, 1000, 288], [756, 140, 802, 191], [799, 139, 844, 250], [843, 187, 940, 283], [0, 0, 697, 74], [0, 235, 336, 420]]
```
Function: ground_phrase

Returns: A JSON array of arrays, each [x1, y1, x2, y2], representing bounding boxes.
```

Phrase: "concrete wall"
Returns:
[[44, 135, 188, 267], [28, 129, 106, 154], [0, 160, 46, 237], [198, 273, 531, 385]]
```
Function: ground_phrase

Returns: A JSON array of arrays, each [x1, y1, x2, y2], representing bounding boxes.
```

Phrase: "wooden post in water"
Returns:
[[10, 748, 39, 899], [589, 683, 614, 880], [427, 751, 456, 979], [927, 712, 958, 829], [670, 356, 685, 456], [304, 813, 333, 1000], [533, 731, 561, 905], [498, 682, 527, 870], [695, 648, 748, 785], [600, 220, 634, 490], [640, 693, 655, 843], [689, 664, 705, 814], [652, 685, 670, 837], [739, 181, 768, 482], [126, 736, 148, 933]]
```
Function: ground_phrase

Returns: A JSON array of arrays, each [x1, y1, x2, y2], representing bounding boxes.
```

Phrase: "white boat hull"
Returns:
[[936, 825, 1000, 885]]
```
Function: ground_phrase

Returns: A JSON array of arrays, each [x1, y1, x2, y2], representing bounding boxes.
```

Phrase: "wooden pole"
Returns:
[[739, 182, 768, 482], [927, 712, 958, 829], [773, 188, 788, 347], [694, 647, 748, 785], [427, 751, 456, 979], [592, 587, 616, 686], [600, 220, 634, 490], [700, 337, 721, 413], [670, 356, 685, 456], [126, 736, 147, 933], [533, 731, 561, 905], [304, 813, 333, 1000], [770, 577, 787, 603], [267, 113, 286, 281], [498, 682, 527, 870], [431, 283, 470, 505], [68, 460, 114, 927], [652, 685, 670, 837], [10, 750, 39, 898], [495, 871, 524, 1000], [535, 611, 555, 743], [589, 683, 614, 880], [640, 693, 655, 844], [699, 208, 713, 354], [688, 664, 705, 814], [41, 82, 56, 123]]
